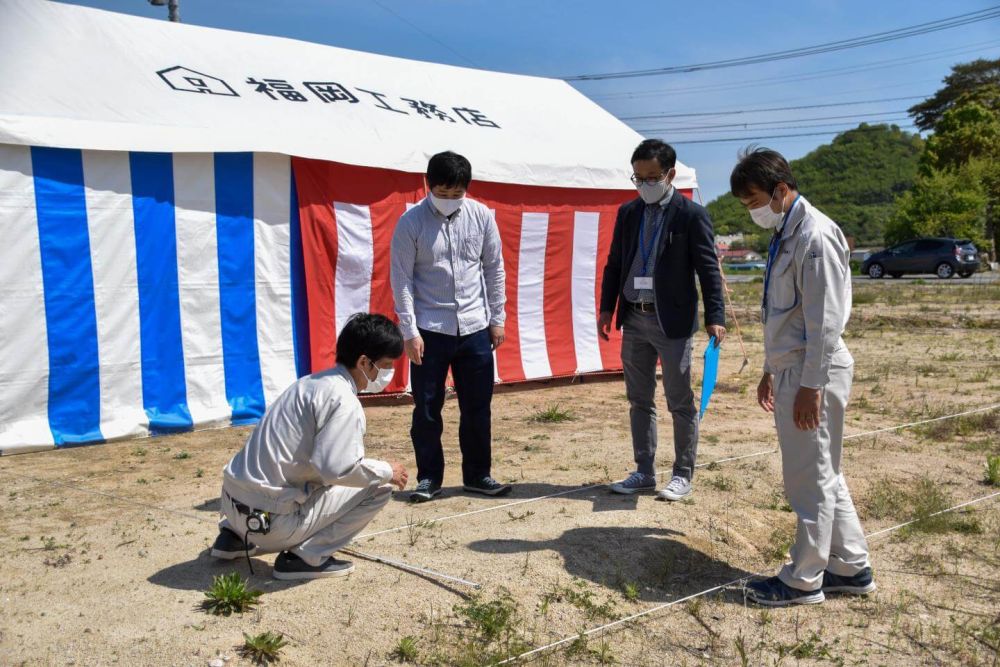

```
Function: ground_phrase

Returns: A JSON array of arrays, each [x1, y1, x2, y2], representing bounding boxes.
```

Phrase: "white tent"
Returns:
[[0, 0, 697, 190], [0, 0, 700, 453]]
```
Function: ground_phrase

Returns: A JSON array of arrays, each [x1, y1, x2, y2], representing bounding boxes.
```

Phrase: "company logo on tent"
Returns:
[[157, 66, 239, 97]]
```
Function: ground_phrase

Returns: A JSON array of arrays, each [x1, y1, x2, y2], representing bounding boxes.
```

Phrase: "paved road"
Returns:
[[725, 272, 999, 285]]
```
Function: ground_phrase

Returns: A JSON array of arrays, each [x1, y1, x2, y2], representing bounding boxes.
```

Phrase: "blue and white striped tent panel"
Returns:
[[0, 144, 309, 454]]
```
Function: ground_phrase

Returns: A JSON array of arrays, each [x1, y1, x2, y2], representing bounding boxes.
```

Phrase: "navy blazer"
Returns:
[[600, 190, 726, 339]]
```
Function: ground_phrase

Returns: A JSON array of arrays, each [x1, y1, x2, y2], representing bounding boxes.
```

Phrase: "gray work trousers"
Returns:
[[773, 355, 870, 591], [221, 483, 392, 567], [620, 309, 698, 479]]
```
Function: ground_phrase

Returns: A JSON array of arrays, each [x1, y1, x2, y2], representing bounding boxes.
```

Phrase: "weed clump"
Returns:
[[862, 477, 982, 537], [202, 572, 262, 616], [529, 405, 576, 423], [240, 631, 287, 664]]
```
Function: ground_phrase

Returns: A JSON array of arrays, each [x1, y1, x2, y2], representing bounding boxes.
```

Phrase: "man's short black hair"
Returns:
[[426, 151, 472, 190], [729, 146, 798, 198], [630, 139, 677, 170], [336, 313, 404, 368]]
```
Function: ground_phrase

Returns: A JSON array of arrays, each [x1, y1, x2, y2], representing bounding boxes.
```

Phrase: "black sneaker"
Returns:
[[745, 576, 824, 607], [822, 567, 876, 595], [409, 479, 442, 503], [463, 476, 512, 497], [272, 551, 354, 580], [210, 527, 258, 560]]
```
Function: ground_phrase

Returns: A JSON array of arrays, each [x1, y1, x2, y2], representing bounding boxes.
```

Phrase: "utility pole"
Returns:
[[148, 0, 180, 22]]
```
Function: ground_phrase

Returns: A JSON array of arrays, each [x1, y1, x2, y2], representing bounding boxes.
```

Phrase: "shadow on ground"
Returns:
[[148, 549, 308, 593], [389, 482, 646, 512], [468, 526, 750, 604]]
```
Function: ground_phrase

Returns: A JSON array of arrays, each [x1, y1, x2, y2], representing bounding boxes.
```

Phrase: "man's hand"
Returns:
[[389, 461, 409, 490], [598, 311, 613, 341], [489, 325, 505, 350], [706, 324, 727, 347], [757, 373, 774, 413], [404, 336, 424, 366], [793, 387, 822, 431]]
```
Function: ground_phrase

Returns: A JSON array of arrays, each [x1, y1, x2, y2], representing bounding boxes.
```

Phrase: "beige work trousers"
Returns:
[[773, 356, 870, 591], [221, 483, 392, 567]]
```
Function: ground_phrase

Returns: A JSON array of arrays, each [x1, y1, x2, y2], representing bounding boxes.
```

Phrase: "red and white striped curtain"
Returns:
[[293, 157, 694, 394]]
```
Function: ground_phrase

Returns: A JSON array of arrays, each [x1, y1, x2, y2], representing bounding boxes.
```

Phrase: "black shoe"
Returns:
[[822, 567, 876, 595], [745, 576, 824, 607], [272, 551, 354, 580], [409, 479, 442, 503], [210, 527, 258, 560], [463, 476, 512, 497]]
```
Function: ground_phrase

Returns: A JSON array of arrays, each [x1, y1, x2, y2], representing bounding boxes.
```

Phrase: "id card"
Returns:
[[633, 277, 654, 290]]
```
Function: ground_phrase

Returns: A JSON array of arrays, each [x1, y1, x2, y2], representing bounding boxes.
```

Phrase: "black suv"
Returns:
[[862, 238, 979, 279]]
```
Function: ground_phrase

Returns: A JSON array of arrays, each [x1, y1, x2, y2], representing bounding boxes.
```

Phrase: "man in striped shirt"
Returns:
[[390, 151, 509, 502]]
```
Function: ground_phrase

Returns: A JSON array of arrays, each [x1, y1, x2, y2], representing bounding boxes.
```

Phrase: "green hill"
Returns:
[[706, 123, 924, 247]]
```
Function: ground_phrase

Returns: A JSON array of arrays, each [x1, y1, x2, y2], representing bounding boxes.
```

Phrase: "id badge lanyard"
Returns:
[[638, 206, 667, 278], [761, 195, 801, 323]]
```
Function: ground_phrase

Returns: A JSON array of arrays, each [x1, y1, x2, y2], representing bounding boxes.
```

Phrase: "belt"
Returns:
[[628, 301, 656, 314], [224, 491, 259, 516]]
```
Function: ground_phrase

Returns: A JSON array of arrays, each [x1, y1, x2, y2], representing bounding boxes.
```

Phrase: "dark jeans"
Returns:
[[410, 327, 494, 485]]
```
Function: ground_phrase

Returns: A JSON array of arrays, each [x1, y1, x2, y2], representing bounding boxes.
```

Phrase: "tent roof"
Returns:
[[0, 0, 697, 191]]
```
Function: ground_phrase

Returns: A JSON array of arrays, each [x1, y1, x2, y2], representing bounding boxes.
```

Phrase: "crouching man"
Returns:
[[210, 314, 409, 580]]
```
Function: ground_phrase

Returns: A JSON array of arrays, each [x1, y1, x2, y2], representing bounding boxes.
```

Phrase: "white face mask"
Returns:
[[359, 359, 395, 394], [637, 179, 670, 205], [430, 193, 464, 217], [748, 188, 785, 229]]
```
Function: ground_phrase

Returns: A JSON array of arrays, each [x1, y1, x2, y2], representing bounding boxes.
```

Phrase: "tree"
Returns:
[[907, 58, 1000, 131], [894, 99, 1000, 256], [920, 101, 1000, 172], [886, 161, 988, 247], [705, 124, 922, 246]]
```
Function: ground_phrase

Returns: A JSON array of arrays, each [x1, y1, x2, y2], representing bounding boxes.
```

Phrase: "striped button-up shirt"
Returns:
[[390, 197, 506, 340]]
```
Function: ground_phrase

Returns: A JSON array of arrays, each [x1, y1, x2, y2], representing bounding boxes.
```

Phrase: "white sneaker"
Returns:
[[657, 475, 692, 501]]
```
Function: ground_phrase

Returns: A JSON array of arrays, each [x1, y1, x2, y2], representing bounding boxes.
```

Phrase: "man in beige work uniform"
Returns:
[[730, 148, 875, 606]]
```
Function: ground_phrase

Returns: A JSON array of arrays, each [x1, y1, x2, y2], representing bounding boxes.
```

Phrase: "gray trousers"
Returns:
[[620, 309, 698, 479], [774, 357, 870, 591], [221, 483, 392, 567]]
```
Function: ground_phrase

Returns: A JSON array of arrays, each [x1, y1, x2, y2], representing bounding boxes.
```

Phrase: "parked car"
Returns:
[[861, 238, 979, 279]]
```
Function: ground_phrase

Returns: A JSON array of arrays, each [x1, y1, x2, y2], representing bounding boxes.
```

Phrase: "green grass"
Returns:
[[541, 580, 619, 621], [173, 450, 191, 460], [455, 592, 519, 642], [985, 455, 1000, 487], [391, 636, 419, 663], [865, 477, 984, 537], [450, 590, 530, 665], [529, 404, 576, 423], [201, 572, 262, 616], [852, 290, 879, 305], [916, 409, 999, 442], [621, 581, 640, 602], [707, 475, 735, 492], [763, 525, 795, 562], [240, 631, 288, 665]]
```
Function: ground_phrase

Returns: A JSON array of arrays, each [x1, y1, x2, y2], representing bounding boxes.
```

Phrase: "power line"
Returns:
[[565, 6, 1000, 80], [370, 0, 480, 68], [589, 39, 1000, 100], [633, 110, 913, 133], [650, 117, 915, 135], [660, 124, 919, 145], [619, 95, 928, 121]]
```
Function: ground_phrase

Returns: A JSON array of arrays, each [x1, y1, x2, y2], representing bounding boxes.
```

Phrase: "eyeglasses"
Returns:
[[630, 174, 666, 186]]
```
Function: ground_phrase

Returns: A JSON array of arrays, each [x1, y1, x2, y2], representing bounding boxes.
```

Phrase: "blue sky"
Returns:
[[58, 1, 1000, 201]]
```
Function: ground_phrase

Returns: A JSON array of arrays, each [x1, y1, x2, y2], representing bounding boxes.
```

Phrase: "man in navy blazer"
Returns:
[[599, 139, 726, 501]]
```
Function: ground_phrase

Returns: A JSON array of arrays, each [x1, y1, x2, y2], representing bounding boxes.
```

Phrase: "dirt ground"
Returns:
[[1, 279, 998, 667]]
